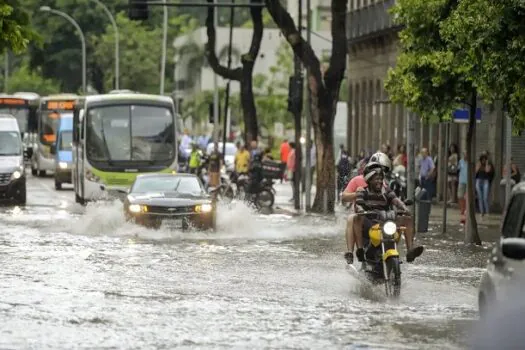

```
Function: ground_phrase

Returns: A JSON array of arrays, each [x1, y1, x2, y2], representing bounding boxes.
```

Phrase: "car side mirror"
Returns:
[[404, 199, 414, 206], [50, 144, 56, 155], [501, 238, 525, 260]]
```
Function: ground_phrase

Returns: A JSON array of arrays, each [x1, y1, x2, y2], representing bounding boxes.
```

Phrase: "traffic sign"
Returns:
[[453, 108, 482, 123]]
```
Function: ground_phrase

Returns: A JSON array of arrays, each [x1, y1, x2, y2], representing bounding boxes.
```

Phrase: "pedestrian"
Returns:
[[287, 142, 296, 202], [419, 147, 436, 199], [208, 143, 223, 191], [476, 154, 494, 219], [447, 143, 459, 203], [457, 151, 468, 225], [280, 139, 290, 183]]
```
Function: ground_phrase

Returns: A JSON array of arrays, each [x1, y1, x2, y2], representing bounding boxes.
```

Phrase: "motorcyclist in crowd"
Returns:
[[354, 166, 410, 249], [188, 143, 201, 175], [234, 143, 250, 175], [341, 152, 424, 264], [247, 152, 264, 197]]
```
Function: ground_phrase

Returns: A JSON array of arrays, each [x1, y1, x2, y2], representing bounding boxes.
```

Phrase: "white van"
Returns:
[[0, 114, 26, 204]]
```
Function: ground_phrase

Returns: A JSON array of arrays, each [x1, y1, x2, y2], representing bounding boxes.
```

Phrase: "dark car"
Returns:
[[123, 173, 216, 230]]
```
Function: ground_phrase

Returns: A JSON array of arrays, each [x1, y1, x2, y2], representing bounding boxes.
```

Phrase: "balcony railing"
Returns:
[[347, 0, 402, 44]]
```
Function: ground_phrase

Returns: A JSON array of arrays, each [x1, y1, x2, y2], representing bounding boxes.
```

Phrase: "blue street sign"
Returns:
[[453, 108, 482, 123]]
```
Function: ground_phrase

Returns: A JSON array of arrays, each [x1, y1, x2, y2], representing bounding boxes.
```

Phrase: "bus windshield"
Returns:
[[0, 131, 22, 156], [86, 104, 175, 163], [59, 130, 73, 151], [40, 111, 63, 144], [0, 108, 29, 133]]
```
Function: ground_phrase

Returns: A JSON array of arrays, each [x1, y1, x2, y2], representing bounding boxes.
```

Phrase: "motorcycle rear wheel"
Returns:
[[385, 256, 401, 298]]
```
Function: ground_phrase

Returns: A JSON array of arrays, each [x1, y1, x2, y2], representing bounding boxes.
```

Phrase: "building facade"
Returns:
[[346, 0, 525, 211]]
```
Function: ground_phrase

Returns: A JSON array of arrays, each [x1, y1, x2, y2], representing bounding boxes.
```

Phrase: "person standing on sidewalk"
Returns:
[[458, 151, 468, 225], [476, 154, 493, 219], [280, 139, 290, 183], [287, 142, 296, 202]]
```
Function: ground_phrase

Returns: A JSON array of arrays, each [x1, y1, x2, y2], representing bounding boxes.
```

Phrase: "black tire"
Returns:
[[38, 170, 45, 177], [31, 167, 37, 176], [256, 188, 275, 209], [75, 193, 85, 205], [55, 179, 62, 190], [15, 183, 26, 206], [385, 256, 402, 298]]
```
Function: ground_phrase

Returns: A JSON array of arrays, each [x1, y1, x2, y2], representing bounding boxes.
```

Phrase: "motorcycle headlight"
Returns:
[[382, 221, 397, 236]]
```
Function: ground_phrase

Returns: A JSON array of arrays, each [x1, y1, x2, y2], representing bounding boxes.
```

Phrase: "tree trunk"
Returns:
[[311, 97, 336, 212], [240, 63, 258, 143], [465, 92, 482, 245], [265, 0, 347, 214], [204, 0, 263, 143]]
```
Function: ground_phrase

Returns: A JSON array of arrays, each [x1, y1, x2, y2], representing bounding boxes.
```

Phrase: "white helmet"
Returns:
[[368, 152, 391, 173]]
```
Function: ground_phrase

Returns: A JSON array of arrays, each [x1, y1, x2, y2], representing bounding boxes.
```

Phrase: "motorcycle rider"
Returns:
[[341, 152, 423, 264], [188, 143, 201, 175], [247, 151, 264, 198]]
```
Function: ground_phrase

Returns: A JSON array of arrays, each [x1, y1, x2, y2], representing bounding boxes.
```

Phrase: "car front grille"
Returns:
[[147, 205, 196, 215], [0, 173, 11, 185]]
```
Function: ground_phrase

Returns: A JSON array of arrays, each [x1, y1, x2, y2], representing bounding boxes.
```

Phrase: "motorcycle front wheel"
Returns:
[[385, 256, 401, 298], [256, 188, 275, 209]]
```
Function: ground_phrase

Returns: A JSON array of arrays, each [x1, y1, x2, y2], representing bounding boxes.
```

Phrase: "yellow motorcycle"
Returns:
[[357, 208, 411, 298]]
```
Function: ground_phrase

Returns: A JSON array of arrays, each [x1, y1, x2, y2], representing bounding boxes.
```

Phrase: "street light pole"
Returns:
[[160, 0, 168, 94], [40, 6, 86, 94], [90, 0, 119, 90]]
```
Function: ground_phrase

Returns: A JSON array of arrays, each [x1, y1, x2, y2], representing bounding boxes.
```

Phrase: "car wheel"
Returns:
[[15, 183, 26, 206], [31, 167, 37, 176], [55, 179, 62, 190]]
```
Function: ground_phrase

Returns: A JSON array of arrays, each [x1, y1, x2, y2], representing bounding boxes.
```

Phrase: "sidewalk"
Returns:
[[272, 182, 503, 240]]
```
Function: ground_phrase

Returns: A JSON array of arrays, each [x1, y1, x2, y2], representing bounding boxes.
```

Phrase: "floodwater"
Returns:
[[0, 177, 491, 349]]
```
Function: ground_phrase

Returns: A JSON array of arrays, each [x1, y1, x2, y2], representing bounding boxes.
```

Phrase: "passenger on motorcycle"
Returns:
[[341, 152, 423, 264], [188, 143, 201, 175]]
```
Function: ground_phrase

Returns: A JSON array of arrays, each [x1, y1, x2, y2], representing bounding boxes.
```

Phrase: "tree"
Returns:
[[0, 0, 38, 54], [204, 0, 264, 143], [443, 0, 525, 132], [264, 0, 347, 213], [3, 61, 60, 95], [91, 13, 170, 93], [384, 0, 482, 244]]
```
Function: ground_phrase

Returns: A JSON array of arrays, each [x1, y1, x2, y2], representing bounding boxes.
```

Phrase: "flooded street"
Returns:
[[0, 177, 489, 349]]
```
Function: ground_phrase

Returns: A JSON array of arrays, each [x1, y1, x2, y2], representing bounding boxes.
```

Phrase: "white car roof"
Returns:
[[0, 114, 20, 132]]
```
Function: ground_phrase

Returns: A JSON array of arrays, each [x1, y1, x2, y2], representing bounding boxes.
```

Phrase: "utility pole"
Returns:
[[291, 0, 303, 210], [406, 111, 416, 233], [442, 122, 450, 233], [505, 114, 512, 208], [212, 0, 220, 145], [222, 0, 235, 156], [160, 0, 168, 94], [4, 51, 8, 93], [304, 0, 312, 212]]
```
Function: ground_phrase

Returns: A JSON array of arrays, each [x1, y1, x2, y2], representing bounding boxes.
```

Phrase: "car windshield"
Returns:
[[0, 131, 22, 155], [59, 130, 73, 151], [206, 143, 236, 155], [132, 176, 203, 194], [40, 111, 72, 145], [85, 104, 175, 163], [0, 108, 29, 133]]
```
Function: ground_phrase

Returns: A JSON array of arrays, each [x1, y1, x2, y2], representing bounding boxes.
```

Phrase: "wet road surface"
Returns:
[[0, 176, 491, 349]]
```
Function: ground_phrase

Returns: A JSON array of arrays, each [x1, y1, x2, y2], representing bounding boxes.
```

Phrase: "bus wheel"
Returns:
[[38, 170, 45, 177]]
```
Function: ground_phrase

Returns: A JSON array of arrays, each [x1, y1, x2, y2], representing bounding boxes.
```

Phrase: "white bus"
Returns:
[[72, 93, 178, 204]]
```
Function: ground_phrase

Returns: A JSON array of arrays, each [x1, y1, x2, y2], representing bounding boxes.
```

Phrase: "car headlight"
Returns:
[[129, 204, 147, 213], [195, 203, 212, 213], [12, 171, 22, 180], [382, 221, 397, 236], [59, 162, 68, 169]]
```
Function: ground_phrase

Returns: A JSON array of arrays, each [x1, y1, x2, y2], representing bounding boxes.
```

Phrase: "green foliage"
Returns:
[[0, 0, 38, 54], [91, 13, 171, 94], [442, 0, 525, 132], [385, 0, 472, 123], [3, 60, 60, 94], [242, 9, 278, 28]]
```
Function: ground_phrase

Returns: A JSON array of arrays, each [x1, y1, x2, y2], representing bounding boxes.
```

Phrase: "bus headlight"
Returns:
[[11, 171, 22, 180], [59, 162, 68, 169], [382, 221, 397, 236]]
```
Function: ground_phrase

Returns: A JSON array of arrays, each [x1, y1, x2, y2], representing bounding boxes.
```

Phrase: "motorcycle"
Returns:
[[229, 171, 274, 209], [356, 204, 412, 298]]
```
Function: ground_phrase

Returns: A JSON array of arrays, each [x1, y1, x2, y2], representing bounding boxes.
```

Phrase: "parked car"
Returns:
[[478, 181, 525, 317]]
